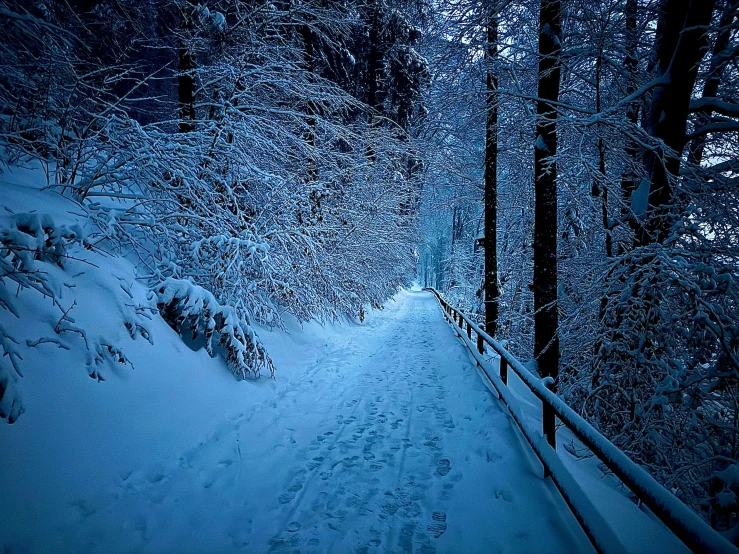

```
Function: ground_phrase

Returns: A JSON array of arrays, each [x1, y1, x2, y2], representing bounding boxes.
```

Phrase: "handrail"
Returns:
[[424, 287, 738, 554]]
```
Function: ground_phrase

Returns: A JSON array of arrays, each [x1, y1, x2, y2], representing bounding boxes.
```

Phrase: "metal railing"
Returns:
[[425, 287, 738, 554]]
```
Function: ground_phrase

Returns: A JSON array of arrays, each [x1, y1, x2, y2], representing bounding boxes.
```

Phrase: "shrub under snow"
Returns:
[[152, 278, 274, 380]]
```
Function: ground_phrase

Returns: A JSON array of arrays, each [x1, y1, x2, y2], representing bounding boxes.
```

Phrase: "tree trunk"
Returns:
[[365, 0, 383, 162], [533, 0, 562, 382], [366, 2, 383, 115], [484, 5, 500, 337], [178, 2, 195, 134], [301, 23, 319, 186], [592, 46, 612, 258], [620, 0, 641, 246], [638, 0, 716, 246], [687, 0, 738, 166]]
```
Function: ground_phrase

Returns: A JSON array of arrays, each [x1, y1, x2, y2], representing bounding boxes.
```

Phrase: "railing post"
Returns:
[[543, 404, 556, 448], [543, 378, 556, 451], [476, 325, 485, 356], [542, 378, 556, 479], [467, 320, 473, 340], [499, 354, 508, 386]]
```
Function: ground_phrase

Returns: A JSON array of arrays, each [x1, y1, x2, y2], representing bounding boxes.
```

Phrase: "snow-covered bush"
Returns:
[[0, 211, 85, 270], [0, 208, 149, 419], [0, 322, 23, 423], [563, 240, 739, 530], [152, 279, 273, 379]]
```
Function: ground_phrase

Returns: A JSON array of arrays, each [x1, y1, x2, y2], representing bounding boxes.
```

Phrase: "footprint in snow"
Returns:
[[307, 456, 324, 470], [343, 455, 360, 468], [286, 521, 301, 532], [436, 458, 451, 476], [427, 511, 447, 538], [398, 521, 416, 551], [278, 482, 303, 504], [494, 488, 514, 502], [268, 533, 300, 551], [423, 437, 440, 452]]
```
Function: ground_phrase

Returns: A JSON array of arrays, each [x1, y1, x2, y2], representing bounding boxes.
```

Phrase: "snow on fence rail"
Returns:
[[424, 287, 738, 554]]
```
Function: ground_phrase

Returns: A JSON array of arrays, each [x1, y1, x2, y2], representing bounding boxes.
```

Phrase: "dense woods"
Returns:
[[418, 0, 739, 538], [0, 0, 428, 380], [1, 0, 738, 541]]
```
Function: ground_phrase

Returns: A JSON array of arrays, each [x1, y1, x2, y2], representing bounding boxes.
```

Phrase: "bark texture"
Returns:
[[533, 0, 562, 382]]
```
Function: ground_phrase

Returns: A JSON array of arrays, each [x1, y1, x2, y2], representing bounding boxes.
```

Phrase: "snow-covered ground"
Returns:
[[2, 289, 595, 553], [0, 165, 685, 552]]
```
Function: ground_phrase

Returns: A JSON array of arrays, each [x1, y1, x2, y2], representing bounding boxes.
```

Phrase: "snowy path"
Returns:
[[36, 290, 589, 552]]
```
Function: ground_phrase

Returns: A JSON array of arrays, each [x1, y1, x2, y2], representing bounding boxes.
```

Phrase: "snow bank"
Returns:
[[0, 162, 279, 424], [0, 269, 380, 551]]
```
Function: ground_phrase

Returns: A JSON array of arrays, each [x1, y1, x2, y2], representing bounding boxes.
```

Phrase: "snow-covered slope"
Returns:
[[0, 162, 339, 547], [0, 163, 281, 546]]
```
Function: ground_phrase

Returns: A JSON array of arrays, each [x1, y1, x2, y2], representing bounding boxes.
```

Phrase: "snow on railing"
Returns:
[[424, 287, 738, 554]]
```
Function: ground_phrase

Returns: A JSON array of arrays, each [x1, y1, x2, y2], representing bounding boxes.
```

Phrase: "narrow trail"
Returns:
[[62, 290, 590, 553]]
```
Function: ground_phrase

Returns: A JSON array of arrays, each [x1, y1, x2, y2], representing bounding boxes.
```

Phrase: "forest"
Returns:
[[0, 0, 738, 547]]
